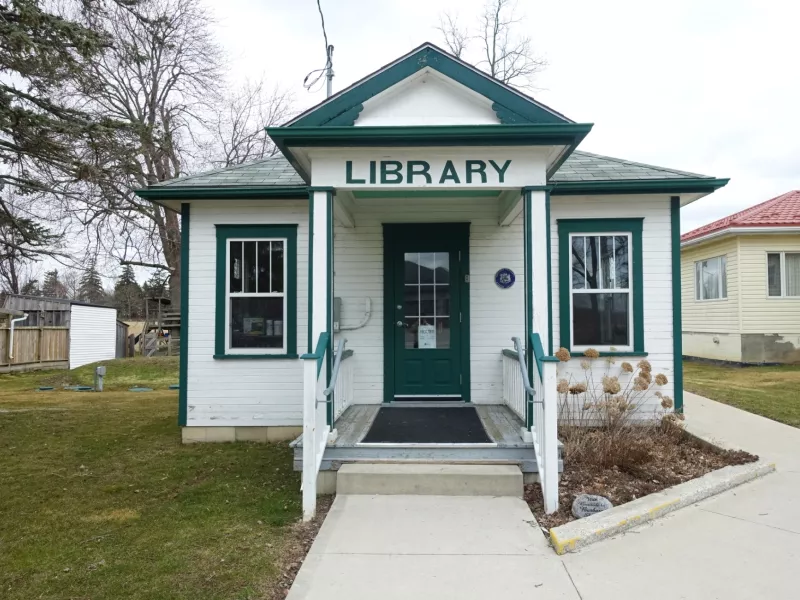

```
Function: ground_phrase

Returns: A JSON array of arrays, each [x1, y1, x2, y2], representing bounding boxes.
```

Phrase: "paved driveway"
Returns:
[[288, 393, 799, 599]]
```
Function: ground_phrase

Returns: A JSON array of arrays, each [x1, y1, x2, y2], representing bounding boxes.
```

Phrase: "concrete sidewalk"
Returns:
[[560, 392, 799, 600], [287, 494, 582, 600], [288, 394, 799, 599]]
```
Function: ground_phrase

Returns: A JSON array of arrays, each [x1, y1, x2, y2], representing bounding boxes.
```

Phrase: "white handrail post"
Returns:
[[542, 360, 559, 513], [302, 358, 318, 521]]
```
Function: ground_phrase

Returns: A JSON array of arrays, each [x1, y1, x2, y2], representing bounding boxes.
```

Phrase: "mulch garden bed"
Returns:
[[270, 496, 334, 599], [526, 434, 758, 530]]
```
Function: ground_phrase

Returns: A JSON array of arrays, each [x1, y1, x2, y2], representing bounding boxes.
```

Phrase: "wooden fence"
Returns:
[[0, 326, 69, 373]]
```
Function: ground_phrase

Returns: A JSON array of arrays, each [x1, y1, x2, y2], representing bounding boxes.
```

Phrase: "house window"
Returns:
[[558, 218, 644, 353], [767, 252, 800, 297], [570, 234, 632, 349], [694, 256, 727, 300], [215, 225, 297, 358]]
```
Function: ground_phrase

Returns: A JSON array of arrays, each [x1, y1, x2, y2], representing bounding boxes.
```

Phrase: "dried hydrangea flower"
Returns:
[[582, 402, 592, 411], [655, 373, 668, 386], [584, 348, 600, 359], [621, 362, 634, 373], [633, 376, 649, 391], [557, 379, 569, 394], [639, 371, 652, 384], [602, 375, 621, 394], [637, 359, 652, 373], [677, 412, 685, 421], [661, 396, 674, 409], [580, 359, 590, 370], [555, 347, 571, 362], [569, 382, 587, 394]]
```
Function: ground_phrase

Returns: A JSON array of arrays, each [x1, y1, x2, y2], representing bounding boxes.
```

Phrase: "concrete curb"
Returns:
[[549, 460, 776, 555]]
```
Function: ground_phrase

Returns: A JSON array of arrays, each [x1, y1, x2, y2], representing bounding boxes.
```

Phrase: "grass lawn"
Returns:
[[684, 361, 800, 428], [0, 358, 305, 600]]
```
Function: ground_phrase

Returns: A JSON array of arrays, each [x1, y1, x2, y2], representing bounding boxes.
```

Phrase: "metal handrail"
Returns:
[[323, 338, 347, 396], [511, 336, 537, 398]]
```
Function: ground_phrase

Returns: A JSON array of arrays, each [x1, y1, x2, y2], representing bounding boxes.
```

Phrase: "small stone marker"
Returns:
[[572, 494, 613, 518]]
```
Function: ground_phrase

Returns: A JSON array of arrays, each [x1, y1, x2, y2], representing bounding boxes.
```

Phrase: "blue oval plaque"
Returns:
[[495, 268, 515, 289]]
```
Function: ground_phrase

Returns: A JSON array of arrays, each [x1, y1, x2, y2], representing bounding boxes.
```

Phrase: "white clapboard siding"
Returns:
[[550, 195, 675, 413], [186, 200, 308, 427], [334, 196, 524, 405], [69, 304, 117, 369]]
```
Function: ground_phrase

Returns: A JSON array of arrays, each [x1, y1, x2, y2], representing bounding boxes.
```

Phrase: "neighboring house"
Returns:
[[681, 190, 800, 363], [2, 294, 119, 371], [135, 43, 728, 516]]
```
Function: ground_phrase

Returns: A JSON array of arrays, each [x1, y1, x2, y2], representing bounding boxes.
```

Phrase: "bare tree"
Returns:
[[57, 0, 225, 308], [204, 79, 294, 168], [437, 0, 547, 90]]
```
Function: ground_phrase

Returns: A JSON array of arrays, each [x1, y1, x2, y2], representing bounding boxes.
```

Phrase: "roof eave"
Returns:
[[134, 186, 309, 201], [681, 225, 800, 248], [550, 178, 730, 196]]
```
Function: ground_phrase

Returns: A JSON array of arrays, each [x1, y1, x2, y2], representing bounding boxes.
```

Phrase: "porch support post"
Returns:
[[308, 188, 335, 424], [523, 186, 552, 423]]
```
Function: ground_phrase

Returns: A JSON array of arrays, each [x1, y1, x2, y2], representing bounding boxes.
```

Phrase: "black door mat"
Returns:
[[361, 406, 492, 444]]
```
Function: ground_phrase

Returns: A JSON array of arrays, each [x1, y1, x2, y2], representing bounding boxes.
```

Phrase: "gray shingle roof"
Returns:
[[149, 150, 711, 189]]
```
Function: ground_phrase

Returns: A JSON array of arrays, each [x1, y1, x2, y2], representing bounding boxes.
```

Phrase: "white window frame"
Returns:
[[766, 251, 800, 298], [694, 255, 727, 301], [225, 237, 288, 355], [569, 232, 634, 352]]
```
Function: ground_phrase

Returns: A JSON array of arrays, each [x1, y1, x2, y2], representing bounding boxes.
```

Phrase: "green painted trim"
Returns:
[[540, 356, 560, 363], [460, 224, 472, 403], [214, 224, 298, 359], [178, 203, 189, 427], [351, 190, 500, 199], [523, 191, 534, 428], [545, 191, 553, 355], [671, 196, 684, 413], [308, 186, 337, 193], [213, 354, 299, 360], [307, 192, 314, 353], [286, 44, 572, 127], [531, 332, 545, 380], [382, 224, 395, 403], [301, 332, 330, 378], [326, 191, 334, 425], [550, 178, 729, 196], [521, 185, 553, 192], [557, 218, 645, 353], [135, 186, 308, 200]]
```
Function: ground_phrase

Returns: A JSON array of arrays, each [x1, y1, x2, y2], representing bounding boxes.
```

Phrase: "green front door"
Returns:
[[384, 224, 470, 400]]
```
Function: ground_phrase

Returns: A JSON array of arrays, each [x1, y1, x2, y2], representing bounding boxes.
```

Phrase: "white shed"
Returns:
[[69, 302, 118, 369]]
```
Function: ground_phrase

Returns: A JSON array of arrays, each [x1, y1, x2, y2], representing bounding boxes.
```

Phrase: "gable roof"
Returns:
[[137, 150, 726, 199], [285, 42, 572, 127], [682, 190, 800, 244]]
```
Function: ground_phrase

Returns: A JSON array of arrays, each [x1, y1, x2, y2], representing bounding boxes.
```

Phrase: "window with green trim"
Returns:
[[215, 225, 297, 358], [558, 219, 644, 353]]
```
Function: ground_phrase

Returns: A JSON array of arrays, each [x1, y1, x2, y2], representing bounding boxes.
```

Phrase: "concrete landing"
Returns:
[[336, 463, 523, 497], [287, 495, 580, 600]]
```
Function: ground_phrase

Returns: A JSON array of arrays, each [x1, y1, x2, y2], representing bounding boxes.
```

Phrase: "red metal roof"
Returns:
[[682, 190, 800, 243]]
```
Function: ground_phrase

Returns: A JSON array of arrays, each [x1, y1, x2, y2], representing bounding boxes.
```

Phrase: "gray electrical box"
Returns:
[[333, 297, 342, 332]]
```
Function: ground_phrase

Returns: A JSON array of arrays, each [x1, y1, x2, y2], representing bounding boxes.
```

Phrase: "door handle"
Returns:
[[396, 321, 406, 328]]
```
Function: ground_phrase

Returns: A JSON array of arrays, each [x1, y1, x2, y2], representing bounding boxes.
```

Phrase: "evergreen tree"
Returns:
[[78, 260, 106, 304], [41, 270, 67, 298], [143, 271, 169, 300], [20, 279, 41, 296], [114, 265, 143, 319]]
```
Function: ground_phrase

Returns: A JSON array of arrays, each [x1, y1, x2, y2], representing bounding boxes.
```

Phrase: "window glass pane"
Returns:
[[419, 285, 435, 316], [230, 241, 242, 293], [271, 241, 284, 293], [768, 253, 782, 296], [434, 253, 450, 284], [243, 241, 257, 293], [230, 297, 283, 349], [404, 253, 419, 284], [601, 236, 615, 289], [405, 317, 419, 349], [419, 252, 436, 284], [700, 258, 720, 300], [614, 236, 629, 288], [573, 293, 629, 346], [721, 256, 727, 298], [786, 253, 800, 296], [585, 236, 599, 289], [695, 262, 701, 300], [436, 317, 451, 349], [257, 241, 270, 293], [404, 285, 419, 317], [571, 236, 585, 289]]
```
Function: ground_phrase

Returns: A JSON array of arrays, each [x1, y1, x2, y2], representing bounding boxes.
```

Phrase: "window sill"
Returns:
[[569, 351, 648, 358], [213, 353, 299, 360]]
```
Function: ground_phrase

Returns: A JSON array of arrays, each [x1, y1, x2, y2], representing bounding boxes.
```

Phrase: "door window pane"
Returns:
[[768, 253, 782, 296], [434, 253, 450, 283], [419, 285, 435, 317], [230, 297, 283, 349], [403, 251, 450, 350], [573, 293, 629, 346], [419, 252, 436, 284], [436, 317, 451, 349]]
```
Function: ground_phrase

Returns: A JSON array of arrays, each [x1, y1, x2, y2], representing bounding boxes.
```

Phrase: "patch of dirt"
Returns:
[[526, 435, 758, 530], [269, 495, 334, 599]]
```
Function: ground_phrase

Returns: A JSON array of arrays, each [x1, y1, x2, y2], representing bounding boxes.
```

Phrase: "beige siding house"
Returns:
[[681, 191, 800, 363]]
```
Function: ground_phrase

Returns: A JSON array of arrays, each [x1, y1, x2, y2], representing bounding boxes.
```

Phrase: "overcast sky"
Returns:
[[208, 0, 798, 233]]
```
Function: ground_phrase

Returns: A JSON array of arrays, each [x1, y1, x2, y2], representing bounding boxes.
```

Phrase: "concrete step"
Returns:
[[335, 463, 523, 497]]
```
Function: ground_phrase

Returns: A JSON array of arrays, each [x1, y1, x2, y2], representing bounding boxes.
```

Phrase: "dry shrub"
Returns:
[[557, 348, 680, 470]]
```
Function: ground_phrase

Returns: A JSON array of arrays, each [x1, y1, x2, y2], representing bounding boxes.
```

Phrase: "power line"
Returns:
[[303, 0, 334, 97]]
